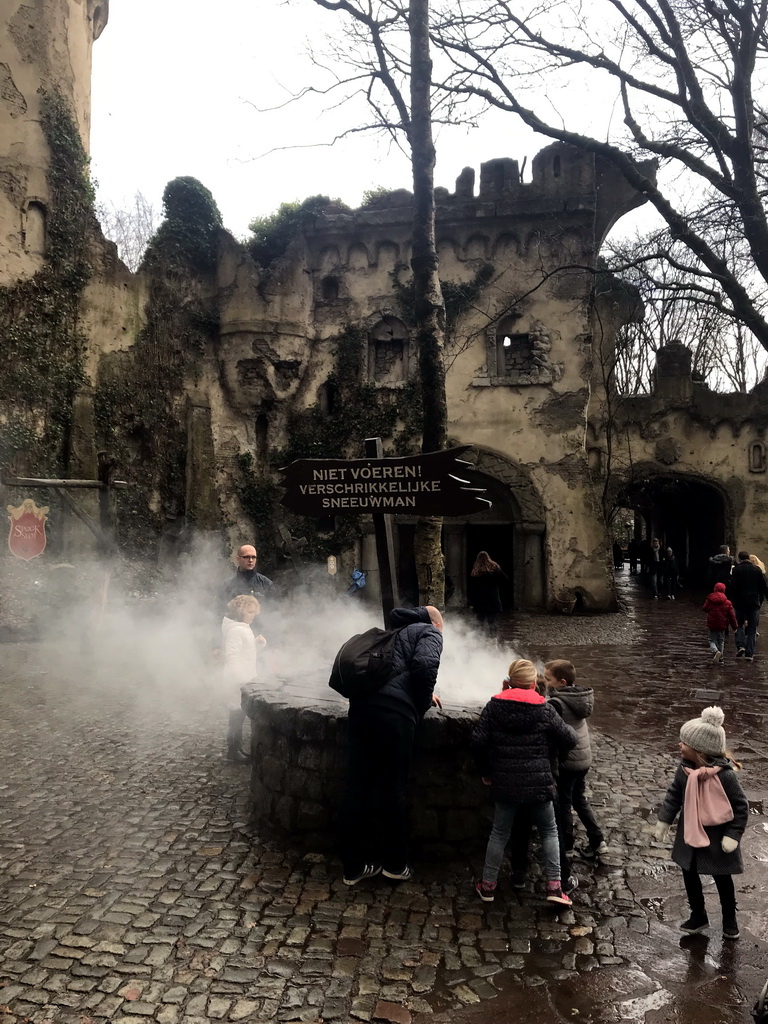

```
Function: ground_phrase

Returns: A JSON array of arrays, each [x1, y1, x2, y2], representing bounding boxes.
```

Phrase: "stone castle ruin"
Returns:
[[3, 0, 768, 613]]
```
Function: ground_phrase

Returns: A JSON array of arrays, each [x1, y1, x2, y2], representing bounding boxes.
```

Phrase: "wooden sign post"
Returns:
[[279, 440, 490, 625]]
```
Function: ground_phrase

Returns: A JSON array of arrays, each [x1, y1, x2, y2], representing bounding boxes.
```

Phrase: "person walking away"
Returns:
[[730, 550, 768, 661], [648, 538, 665, 599], [221, 595, 266, 761], [338, 606, 444, 886], [653, 707, 748, 939], [708, 545, 735, 592], [703, 582, 738, 663], [544, 659, 608, 892], [612, 541, 624, 570], [468, 551, 508, 641], [471, 659, 577, 906], [749, 553, 766, 574], [628, 538, 640, 575], [663, 547, 681, 599]]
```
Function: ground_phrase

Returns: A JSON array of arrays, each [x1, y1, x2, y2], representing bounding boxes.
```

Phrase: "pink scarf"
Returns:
[[683, 766, 734, 847]]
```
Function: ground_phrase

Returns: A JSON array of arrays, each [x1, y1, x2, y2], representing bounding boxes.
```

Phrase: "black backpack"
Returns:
[[329, 626, 403, 698]]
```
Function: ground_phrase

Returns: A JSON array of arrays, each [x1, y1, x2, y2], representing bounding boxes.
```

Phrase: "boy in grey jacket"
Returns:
[[545, 660, 608, 884]]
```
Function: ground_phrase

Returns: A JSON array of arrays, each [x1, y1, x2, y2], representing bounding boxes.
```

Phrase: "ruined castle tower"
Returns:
[[0, 0, 108, 285]]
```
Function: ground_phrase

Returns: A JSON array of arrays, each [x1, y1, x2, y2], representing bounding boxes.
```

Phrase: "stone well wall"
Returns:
[[242, 680, 491, 859]]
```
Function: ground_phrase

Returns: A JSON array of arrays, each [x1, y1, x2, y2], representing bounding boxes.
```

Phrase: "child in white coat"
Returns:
[[222, 595, 266, 761]]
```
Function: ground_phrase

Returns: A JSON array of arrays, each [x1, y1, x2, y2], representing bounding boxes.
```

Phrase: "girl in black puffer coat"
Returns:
[[471, 659, 577, 905]]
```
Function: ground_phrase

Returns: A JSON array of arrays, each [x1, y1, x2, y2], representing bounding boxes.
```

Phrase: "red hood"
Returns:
[[493, 687, 545, 704], [707, 591, 730, 605]]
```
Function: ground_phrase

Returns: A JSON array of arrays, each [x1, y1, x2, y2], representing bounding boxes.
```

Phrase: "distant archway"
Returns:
[[615, 473, 731, 585]]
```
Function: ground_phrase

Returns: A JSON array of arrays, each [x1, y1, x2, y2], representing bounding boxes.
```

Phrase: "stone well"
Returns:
[[241, 679, 490, 859]]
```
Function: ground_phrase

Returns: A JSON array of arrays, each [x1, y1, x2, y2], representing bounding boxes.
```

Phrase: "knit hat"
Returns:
[[714, 582, 726, 592], [680, 706, 726, 756]]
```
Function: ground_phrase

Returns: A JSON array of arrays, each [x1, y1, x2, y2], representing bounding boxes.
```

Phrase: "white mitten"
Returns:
[[721, 836, 739, 854], [653, 820, 671, 842]]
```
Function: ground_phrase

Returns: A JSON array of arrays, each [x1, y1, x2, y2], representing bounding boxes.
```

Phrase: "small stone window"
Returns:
[[318, 380, 337, 416], [321, 276, 339, 302], [499, 331, 533, 377], [481, 316, 556, 385], [749, 441, 767, 473], [24, 200, 47, 255], [368, 316, 410, 385]]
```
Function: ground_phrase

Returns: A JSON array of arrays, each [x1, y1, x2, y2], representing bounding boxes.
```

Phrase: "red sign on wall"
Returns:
[[7, 498, 49, 561]]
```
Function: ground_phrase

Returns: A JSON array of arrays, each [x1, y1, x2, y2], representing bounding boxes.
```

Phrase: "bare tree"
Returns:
[[306, 0, 448, 606], [603, 231, 768, 392], [96, 191, 160, 272], [429, 0, 768, 353]]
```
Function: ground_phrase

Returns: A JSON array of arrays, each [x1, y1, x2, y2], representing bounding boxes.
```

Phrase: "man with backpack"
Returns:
[[337, 605, 444, 886]]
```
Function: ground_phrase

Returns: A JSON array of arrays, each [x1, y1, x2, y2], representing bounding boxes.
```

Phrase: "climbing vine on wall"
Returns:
[[390, 261, 495, 334], [94, 177, 222, 550], [0, 90, 93, 472], [236, 325, 425, 563]]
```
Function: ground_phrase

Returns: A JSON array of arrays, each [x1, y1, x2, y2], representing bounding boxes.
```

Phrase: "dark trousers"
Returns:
[[475, 610, 500, 638], [558, 767, 604, 854], [339, 706, 415, 876], [682, 865, 736, 917], [734, 605, 760, 657]]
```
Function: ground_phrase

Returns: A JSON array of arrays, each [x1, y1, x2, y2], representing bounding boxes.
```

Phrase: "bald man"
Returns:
[[339, 605, 444, 886], [213, 544, 274, 656]]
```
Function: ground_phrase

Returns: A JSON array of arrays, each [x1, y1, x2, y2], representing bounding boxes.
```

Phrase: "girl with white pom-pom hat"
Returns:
[[654, 706, 749, 940]]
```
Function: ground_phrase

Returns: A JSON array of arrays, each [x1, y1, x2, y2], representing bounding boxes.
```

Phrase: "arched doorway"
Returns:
[[615, 473, 731, 585], [392, 449, 547, 611]]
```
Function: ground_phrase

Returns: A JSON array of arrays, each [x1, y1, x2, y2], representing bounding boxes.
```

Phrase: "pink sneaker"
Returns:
[[546, 882, 572, 906], [475, 879, 497, 903]]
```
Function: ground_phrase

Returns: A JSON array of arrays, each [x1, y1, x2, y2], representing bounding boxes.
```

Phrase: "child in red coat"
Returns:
[[703, 582, 738, 663]]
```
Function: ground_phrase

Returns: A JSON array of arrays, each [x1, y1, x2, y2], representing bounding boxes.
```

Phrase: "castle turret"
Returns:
[[0, 0, 108, 284]]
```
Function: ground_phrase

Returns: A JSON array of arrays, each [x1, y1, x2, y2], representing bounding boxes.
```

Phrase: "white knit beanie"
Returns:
[[680, 706, 727, 757]]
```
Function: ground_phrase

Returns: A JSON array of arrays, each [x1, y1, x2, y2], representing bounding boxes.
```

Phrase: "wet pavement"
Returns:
[[1, 572, 767, 1024]]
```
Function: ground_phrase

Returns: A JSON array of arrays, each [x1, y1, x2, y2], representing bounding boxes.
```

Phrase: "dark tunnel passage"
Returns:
[[616, 475, 729, 586]]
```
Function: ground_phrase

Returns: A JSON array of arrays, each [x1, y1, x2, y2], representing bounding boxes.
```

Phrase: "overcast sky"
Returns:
[[90, 1, 578, 238]]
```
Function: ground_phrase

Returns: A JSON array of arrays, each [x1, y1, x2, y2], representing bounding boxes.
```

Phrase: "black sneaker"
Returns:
[[745, 655, 753, 662], [680, 914, 709, 934], [343, 863, 382, 886], [511, 871, 526, 889], [723, 916, 740, 940], [382, 864, 413, 881], [737, 648, 746, 658], [563, 875, 579, 895]]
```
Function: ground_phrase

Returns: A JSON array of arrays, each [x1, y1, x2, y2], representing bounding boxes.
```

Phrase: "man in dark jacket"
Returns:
[[709, 545, 735, 590], [213, 544, 275, 653], [339, 606, 443, 886], [729, 550, 768, 660]]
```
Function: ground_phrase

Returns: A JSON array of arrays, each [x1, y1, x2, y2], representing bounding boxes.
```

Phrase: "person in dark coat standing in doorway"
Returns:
[[338, 606, 444, 886], [469, 551, 508, 641]]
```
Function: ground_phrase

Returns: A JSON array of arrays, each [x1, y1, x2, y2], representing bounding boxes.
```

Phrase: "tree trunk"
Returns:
[[409, 0, 447, 607]]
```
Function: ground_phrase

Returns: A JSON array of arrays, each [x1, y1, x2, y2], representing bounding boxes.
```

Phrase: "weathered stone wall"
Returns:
[[242, 682, 490, 859], [0, 0, 108, 286]]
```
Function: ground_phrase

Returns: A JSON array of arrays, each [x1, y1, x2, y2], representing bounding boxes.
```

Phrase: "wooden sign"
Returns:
[[279, 446, 490, 517], [7, 498, 49, 561]]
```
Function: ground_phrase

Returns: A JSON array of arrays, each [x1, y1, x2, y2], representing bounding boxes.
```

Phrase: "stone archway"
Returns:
[[444, 449, 546, 611], [614, 468, 735, 585]]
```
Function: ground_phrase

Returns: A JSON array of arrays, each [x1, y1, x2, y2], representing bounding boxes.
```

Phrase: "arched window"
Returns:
[[24, 201, 47, 255], [368, 316, 409, 384], [749, 441, 767, 473]]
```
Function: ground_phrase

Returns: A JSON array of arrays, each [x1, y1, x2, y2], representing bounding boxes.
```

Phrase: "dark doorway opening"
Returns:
[[466, 525, 515, 610], [617, 476, 728, 586]]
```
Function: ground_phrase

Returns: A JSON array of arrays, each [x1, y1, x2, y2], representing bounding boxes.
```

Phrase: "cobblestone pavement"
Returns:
[[1, 575, 768, 1024]]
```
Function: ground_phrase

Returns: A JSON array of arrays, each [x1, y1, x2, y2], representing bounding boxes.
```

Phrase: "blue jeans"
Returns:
[[734, 606, 760, 657], [708, 629, 725, 654], [482, 800, 561, 884]]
